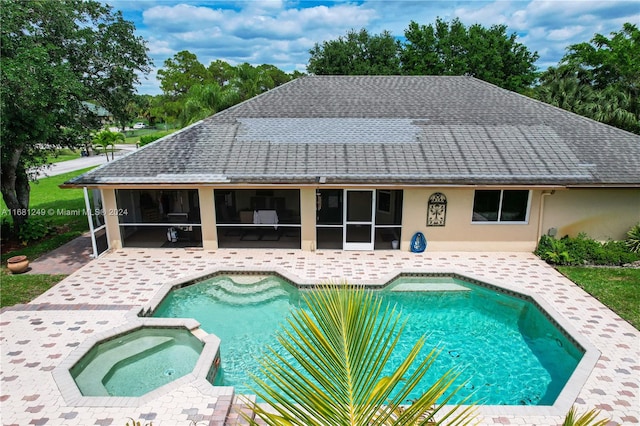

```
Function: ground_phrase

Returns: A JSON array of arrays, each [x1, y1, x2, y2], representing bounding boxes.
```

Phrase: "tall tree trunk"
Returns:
[[1, 146, 31, 232]]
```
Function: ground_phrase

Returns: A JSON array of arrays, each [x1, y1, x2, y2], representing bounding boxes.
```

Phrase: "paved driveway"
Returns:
[[33, 145, 137, 178], [1, 249, 637, 425]]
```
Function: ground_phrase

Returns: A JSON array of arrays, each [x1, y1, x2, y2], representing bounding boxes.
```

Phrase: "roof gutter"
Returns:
[[60, 182, 572, 190], [564, 184, 640, 189]]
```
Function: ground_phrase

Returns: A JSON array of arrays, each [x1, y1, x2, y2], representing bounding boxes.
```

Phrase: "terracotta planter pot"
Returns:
[[7, 255, 29, 274]]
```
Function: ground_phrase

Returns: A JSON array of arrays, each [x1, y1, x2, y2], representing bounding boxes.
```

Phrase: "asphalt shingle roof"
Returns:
[[68, 76, 640, 187]]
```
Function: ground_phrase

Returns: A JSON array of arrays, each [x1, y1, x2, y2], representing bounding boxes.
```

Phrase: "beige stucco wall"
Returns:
[[541, 188, 640, 241], [300, 188, 316, 251], [100, 188, 122, 250], [198, 188, 218, 250], [99, 185, 639, 253], [401, 188, 542, 252]]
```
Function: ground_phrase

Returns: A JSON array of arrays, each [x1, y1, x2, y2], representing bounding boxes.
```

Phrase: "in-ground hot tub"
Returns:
[[71, 327, 203, 397], [54, 320, 223, 406]]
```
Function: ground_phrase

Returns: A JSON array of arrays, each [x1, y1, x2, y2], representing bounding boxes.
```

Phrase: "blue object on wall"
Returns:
[[410, 232, 427, 253]]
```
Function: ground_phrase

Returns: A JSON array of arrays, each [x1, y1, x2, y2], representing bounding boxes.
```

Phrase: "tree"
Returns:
[[401, 18, 539, 92], [536, 65, 594, 113], [155, 54, 300, 127], [131, 94, 155, 126], [536, 23, 639, 133], [307, 21, 538, 93], [157, 50, 209, 99], [244, 285, 476, 425], [208, 59, 236, 86], [308, 28, 401, 75], [563, 23, 639, 94], [0, 0, 151, 229], [179, 83, 240, 126], [92, 130, 124, 162]]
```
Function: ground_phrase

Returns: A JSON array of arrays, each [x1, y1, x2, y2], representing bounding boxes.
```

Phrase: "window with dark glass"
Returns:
[[472, 190, 529, 223]]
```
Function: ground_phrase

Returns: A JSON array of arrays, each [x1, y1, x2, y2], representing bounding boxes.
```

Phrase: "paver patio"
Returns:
[[1, 249, 638, 425]]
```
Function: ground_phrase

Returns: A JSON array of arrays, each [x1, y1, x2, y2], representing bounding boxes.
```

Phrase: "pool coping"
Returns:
[[139, 267, 601, 418]]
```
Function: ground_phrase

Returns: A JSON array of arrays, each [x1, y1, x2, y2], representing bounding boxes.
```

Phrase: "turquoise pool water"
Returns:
[[153, 275, 583, 405], [71, 327, 203, 397]]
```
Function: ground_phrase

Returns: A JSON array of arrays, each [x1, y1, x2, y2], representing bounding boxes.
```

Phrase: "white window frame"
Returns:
[[471, 190, 531, 224]]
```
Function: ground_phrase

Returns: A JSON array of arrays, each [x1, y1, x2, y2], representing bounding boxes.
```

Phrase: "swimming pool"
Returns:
[[152, 274, 583, 406]]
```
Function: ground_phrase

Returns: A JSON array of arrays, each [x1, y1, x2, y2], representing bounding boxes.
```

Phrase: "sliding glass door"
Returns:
[[343, 190, 375, 250]]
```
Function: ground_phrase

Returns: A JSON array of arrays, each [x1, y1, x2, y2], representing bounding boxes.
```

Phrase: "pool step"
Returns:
[[207, 278, 291, 305], [390, 282, 471, 292], [214, 277, 287, 295], [73, 336, 173, 396]]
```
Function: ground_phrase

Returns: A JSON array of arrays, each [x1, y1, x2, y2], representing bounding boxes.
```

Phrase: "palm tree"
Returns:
[[243, 285, 476, 425], [536, 64, 639, 133], [536, 66, 594, 114], [584, 87, 638, 132], [179, 83, 240, 126], [92, 130, 124, 161]]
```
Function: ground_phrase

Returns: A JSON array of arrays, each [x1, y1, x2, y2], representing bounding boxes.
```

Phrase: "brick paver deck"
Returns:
[[25, 234, 93, 275], [1, 248, 638, 425]]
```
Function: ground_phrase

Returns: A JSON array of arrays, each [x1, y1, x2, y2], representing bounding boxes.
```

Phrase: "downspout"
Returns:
[[83, 187, 98, 259], [537, 190, 555, 243]]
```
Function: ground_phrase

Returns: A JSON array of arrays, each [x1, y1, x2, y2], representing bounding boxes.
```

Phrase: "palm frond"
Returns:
[[243, 284, 476, 425], [562, 406, 609, 426]]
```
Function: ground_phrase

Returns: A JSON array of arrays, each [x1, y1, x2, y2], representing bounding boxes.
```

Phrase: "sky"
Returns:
[[109, 0, 640, 95]]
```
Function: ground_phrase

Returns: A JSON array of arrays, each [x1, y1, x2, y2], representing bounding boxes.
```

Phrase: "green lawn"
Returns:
[[1, 168, 97, 307], [124, 127, 177, 144], [0, 273, 67, 307], [1, 167, 95, 264], [558, 266, 640, 329], [49, 148, 81, 163]]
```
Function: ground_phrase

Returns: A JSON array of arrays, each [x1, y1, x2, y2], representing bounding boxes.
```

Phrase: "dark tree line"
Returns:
[[535, 23, 639, 134], [308, 18, 539, 93], [308, 19, 638, 134], [155, 52, 302, 126]]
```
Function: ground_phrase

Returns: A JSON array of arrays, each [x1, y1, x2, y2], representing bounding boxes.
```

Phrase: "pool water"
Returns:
[[71, 327, 203, 397], [153, 275, 583, 405]]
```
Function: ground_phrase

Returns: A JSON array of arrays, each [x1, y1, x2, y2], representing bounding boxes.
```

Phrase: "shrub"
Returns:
[[598, 240, 638, 265], [139, 131, 171, 147], [562, 233, 600, 264], [536, 232, 640, 266], [536, 235, 572, 265], [17, 218, 54, 243], [626, 223, 640, 253]]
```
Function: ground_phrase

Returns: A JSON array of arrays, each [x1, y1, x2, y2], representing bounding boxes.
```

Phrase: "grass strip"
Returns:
[[1, 167, 96, 229], [1, 167, 94, 308], [558, 266, 640, 330], [0, 273, 67, 308]]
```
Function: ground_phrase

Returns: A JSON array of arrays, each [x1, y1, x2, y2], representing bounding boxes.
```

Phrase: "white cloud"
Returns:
[[143, 4, 225, 30], [454, 1, 514, 26], [547, 26, 588, 41], [146, 38, 174, 56], [129, 0, 638, 95]]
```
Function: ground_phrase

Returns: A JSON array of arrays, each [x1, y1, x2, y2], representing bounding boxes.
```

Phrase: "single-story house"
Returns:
[[82, 101, 113, 125], [65, 76, 640, 253]]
